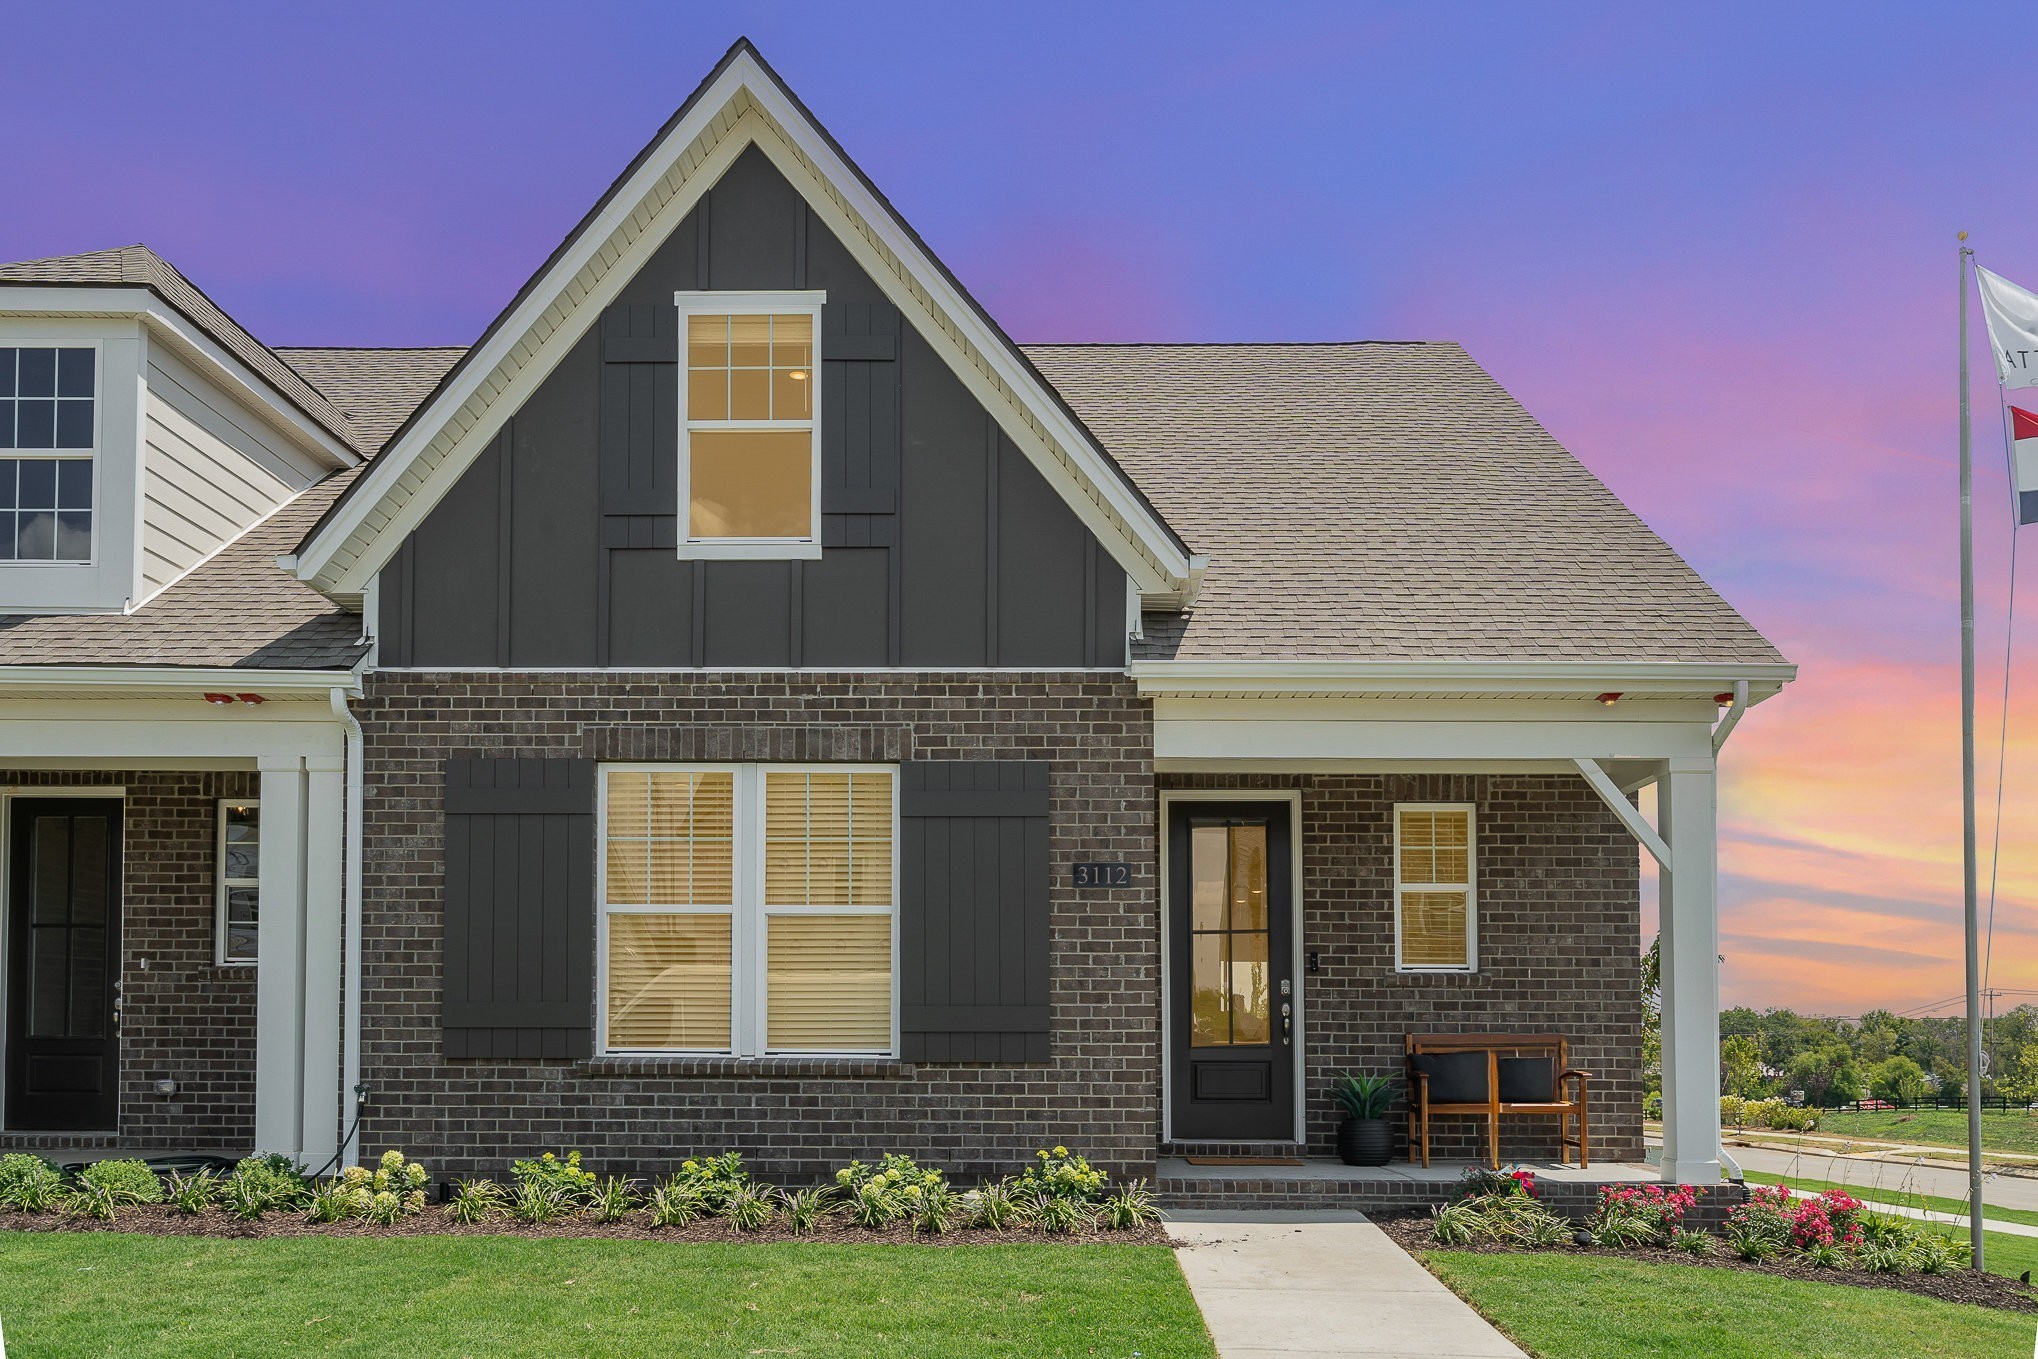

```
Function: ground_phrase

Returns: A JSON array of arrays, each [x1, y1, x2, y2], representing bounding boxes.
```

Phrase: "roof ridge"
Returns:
[[1019, 339, 1454, 349]]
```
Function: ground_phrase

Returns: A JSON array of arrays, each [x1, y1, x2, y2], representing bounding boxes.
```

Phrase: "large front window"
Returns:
[[675, 292, 824, 558], [600, 764, 895, 1055], [0, 345, 96, 562]]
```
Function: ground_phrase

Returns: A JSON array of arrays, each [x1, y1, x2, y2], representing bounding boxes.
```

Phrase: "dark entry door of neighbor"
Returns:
[[5, 799, 121, 1131], [1168, 800, 1294, 1141]]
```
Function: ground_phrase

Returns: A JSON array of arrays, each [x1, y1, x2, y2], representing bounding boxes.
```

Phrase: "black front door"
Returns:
[[6, 799, 121, 1131], [1168, 800, 1294, 1141]]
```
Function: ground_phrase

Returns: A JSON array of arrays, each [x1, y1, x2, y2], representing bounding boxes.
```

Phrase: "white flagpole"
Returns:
[[1960, 233, 1985, 1270]]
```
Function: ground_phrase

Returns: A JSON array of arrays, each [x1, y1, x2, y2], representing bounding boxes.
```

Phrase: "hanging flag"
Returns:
[[1977, 266, 2038, 389], [2013, 405, 2038, 525]]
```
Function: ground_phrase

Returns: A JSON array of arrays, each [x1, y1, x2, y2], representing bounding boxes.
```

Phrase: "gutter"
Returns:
[[1711, 679, 1752, 753], [330, 682, 366, 1164], [0, 665, 363, 698], [1128, 659, 1798, 701]]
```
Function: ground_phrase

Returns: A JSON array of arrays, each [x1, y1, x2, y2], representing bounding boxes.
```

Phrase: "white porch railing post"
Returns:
[[1659, 758, 1722, 1184], [253, 755, 306, 1160]]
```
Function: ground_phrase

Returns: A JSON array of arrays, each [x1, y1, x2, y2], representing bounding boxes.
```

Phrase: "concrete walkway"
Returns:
[[1168, 1211, 1527, 1359]]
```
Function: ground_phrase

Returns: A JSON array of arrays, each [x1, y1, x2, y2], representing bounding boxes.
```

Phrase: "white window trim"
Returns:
[[672, 290, 826, 561], [596, 762, 899, 1058], [215, 796, 259, 966], [0, 338, 104, 568], [1392, 801, 1477, 973]]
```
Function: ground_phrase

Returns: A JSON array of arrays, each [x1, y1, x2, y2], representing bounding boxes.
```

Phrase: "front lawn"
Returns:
[[0, 1232, 1214, 1358], [1425, 1251, 2029, 1358], [1809, 1107, 2038, 1158]]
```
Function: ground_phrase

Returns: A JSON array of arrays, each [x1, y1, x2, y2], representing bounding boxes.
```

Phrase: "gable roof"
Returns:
[[275, 346, 466, 449], [288, 38, 1196, 604], [1025, 341, 1785, 666], [0, 244, 364, 458]]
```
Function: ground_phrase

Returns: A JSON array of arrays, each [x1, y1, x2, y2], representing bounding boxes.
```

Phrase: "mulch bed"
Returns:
[[1373, 1211, 2038, 1313], [0, 1204, 1168, 1248]]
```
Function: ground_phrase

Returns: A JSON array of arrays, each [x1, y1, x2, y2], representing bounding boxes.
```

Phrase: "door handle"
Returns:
[[1280, 1001, 1292, 1046]]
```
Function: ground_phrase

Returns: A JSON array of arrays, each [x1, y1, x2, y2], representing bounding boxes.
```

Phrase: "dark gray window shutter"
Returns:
[[442, 757, 596, 1059], [899, 761, 1051, 1063]]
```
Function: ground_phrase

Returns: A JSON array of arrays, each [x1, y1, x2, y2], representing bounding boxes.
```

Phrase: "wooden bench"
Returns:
[[1405, 1033, 1591, 1169]]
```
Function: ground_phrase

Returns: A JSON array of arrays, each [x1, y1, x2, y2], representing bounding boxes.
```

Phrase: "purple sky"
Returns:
[[9, 2, 2038, 1014]]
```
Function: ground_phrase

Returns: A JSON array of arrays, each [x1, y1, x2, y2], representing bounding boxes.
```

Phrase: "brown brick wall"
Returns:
[[1162, 772, 1645, 1163], [354, 671, 1162, 1184], [0, 770, 256, 1152]]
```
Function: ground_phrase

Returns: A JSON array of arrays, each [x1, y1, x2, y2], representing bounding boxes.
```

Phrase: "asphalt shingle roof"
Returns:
[[274, 347, 465, 450], [0, 245, 364, 456], [0, 473, 367, 669], [1023, 341, 1784, 664]]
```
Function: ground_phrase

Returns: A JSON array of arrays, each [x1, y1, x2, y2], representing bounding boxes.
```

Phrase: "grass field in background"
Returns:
[[1808, 1108, 2038, 1157], [0, 1233, 1214, 1359]]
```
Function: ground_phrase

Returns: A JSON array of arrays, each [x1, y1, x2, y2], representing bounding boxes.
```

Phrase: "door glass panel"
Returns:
[[31, 816, 68, 923], [1229, 930, 1271, 1043], [68, 927, 106, 1037], [29, 925, 67, 1036], [69, 816, 106, 924], [1187, 822, 1274, 1047]]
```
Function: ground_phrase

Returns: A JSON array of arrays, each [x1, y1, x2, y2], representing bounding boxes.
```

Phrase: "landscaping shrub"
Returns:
[[646, 1180, 704, 1229], [1103, 1180, 1158, 1230], [837, 1153, 944, 1226], [78, 1159, 163, 1205], [668, 1152, 751, 1214], [590, 1176, 640, 1223], [307, 1178, 360, 1224], [967, 1179, 1021, 1231], [510, 1151, 599, 1206], [0, 1153, 66, 1212], [1018, 1146, 1108, 1203], [221, 1155, 309, 1217], [446, 1179, 506, 1225], [510, 1179, 573, 1225], [1766, 1104, 1820, 1132], [723, 1183, 777, 1233], [165, 1169, 219, 1216], [782, 1186, 834, 1235], [1029, 1190, 1095, 1234], [1588, 1184, 1702, 1248]]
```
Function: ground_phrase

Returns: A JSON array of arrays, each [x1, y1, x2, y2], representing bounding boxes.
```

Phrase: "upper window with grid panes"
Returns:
[[674, 292, 823, 560], [0, 346, 96, 562]]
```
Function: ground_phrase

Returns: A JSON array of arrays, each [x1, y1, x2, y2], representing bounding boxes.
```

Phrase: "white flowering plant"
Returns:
[[836, 1153, 946, 1227]]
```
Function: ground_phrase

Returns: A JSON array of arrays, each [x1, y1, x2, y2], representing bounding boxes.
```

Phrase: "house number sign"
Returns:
[[1071, 862, 1131, 888]]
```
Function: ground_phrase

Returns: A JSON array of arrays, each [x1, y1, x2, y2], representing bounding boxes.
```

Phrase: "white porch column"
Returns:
[[254, 755, 306, 1158], [1658, 758, 1722, 1184], [300, 756, 345, 1169]]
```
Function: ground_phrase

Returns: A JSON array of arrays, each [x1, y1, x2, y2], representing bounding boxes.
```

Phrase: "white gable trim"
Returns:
[[292, 50, 1194, 603]]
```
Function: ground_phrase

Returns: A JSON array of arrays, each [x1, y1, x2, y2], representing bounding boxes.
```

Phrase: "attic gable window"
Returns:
[[0, 345, 96, 563], [676, 291, 824, 560]]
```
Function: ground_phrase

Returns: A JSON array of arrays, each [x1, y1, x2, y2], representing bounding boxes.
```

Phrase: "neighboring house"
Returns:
[[0, 41, 1791, 1188]]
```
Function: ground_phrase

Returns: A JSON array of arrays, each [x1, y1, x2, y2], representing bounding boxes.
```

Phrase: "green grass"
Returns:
[[1808, 1107, 2038, 1157], [1741, 1169, 2038, 1230], [1425, 1251, 2029, 1358], [0, 1232, 1215, 1358]]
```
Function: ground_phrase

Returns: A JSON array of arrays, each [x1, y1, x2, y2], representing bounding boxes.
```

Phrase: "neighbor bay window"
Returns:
[[600, 763, 896, 1055], [675, 291, 824, 558], [1394, 804, 1476, 972]]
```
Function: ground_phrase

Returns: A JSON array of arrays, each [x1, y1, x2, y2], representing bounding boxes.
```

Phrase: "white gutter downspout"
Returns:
[[1707, 678, 1750, 1182], [330, 684, 365, 1165]]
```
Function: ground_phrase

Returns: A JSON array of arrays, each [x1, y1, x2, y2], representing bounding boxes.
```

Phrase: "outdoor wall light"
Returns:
[[1595, 692, 1622, 707], [203, 692, 235, 705]]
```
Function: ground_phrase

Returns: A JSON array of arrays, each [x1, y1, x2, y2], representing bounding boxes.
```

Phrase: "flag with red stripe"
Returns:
[[2014, 405, 2038, 525]]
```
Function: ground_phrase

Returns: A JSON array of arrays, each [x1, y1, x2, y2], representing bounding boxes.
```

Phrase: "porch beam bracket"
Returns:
[[1572, 757, 1672, 867]]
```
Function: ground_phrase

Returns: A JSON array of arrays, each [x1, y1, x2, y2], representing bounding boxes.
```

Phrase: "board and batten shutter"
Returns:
[[441, 757, 596, 1059], [899, 761, 1051, 1063]]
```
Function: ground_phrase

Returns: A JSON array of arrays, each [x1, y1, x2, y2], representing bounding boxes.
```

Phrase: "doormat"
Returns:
[[1182, 1156, 1307, 1167]]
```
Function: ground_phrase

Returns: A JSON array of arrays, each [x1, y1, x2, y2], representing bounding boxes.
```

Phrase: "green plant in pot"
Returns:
[[1331, 1072, 1398, 1167]]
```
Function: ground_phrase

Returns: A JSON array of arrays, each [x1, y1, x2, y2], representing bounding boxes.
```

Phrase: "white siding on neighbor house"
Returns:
[[140, 347, 323, 600]]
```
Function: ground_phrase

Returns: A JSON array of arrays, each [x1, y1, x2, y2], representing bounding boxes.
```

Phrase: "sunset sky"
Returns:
[[5, 2, 2032, 1016]]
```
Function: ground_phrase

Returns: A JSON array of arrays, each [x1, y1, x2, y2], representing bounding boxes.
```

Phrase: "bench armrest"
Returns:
[[1559, 1068, 1593, 1080]]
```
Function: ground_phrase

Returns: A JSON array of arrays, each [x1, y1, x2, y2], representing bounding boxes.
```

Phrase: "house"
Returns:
[[0, 40, 1791, 1192]]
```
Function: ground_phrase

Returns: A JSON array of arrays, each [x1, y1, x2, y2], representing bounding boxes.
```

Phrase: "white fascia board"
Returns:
[[0, 286, 356, 470], [295, 52, 1191, 599], [1155, 716, 1717, 764], [1129, 659, 1798, 700], [0, 665, 361, 698]]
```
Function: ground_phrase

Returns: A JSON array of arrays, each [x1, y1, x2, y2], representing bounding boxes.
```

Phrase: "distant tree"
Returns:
[[1642, 938, 1661, 1115], [1857, 1010, 1900, 1066], [1999, 1042, 2038, 1105], [1869, 1055, 1929, 1106], [1786, 1045, 1863, 1108], [1721, 1035, 1769, 1099]]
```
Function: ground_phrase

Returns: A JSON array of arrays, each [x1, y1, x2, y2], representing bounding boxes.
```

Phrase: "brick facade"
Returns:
[[1161, 772, 1645, 1163], [0, 769, 256, 1153], [354, 671, 1162, 1184]]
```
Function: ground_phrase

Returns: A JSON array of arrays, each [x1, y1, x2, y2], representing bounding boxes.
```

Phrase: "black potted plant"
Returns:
[[1330, 1072, 1398, 1167]]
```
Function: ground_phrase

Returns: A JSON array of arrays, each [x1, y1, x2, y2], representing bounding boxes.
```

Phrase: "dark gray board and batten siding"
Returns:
[[377, 145, 1126, 669]]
